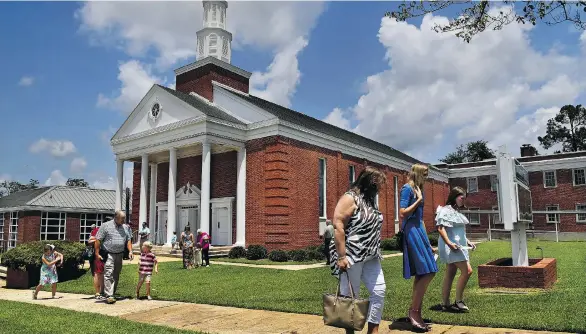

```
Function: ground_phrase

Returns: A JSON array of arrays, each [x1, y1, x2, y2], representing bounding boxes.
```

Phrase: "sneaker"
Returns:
[[106, 297, 116, 304], [94, 293, 101, 299], [96, 295, 106, 301], [206, 265, 209, 267], [455, 300, 469, 311], [32, 291, 37, 300], [147, 295, 152, 301]]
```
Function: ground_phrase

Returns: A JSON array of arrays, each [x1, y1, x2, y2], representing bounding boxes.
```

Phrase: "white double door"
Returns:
[[211, 206, 231, 246], [178, 206, 199, 235]]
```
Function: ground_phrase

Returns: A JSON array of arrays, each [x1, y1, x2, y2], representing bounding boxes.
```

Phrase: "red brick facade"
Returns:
[[478, 258, 557, 289], [176, 63, 249, 102]]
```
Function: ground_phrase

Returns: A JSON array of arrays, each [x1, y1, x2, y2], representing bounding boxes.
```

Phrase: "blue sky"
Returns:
[[0, 1, 585, 188]]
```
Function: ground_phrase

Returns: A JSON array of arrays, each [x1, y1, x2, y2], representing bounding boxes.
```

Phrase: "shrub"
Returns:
[[428, 231, 439, 246], [381, 236, 401, 251], [228, 246, 246, 259], [288, 249, 308, 262], [245, 245, 268, 260], [268, 250, 289, 262], [1, 241, 85, 271], [306, 249, 324, 261]]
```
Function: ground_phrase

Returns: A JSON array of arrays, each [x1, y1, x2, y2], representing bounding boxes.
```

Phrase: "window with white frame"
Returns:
[[491, 206, 501, 225], [80, 213, 104, 242], [576, 204, 586, 223], [467, 177, 478, 193], [546, 205, 559, 224], [573, 168, 586, 186], [543, 170, 557, 188], [394, 176, 399, 221], [319, 158, 327, 218], [490, 175, 498, 192], [8, 212, 18, 249], [0, 214, 4, 249], [349, 165, 356, 185], [466, 208, 480, 225], [40, 212, 66, 241]]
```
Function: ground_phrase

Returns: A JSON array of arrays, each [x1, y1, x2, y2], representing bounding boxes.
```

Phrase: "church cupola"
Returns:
[[197, 1, 232, 63]]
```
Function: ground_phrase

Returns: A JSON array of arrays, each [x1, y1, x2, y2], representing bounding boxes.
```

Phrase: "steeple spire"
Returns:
[[197, 1, 232, 63]]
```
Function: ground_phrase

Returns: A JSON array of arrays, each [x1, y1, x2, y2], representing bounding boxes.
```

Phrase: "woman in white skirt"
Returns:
[[435, 186, 476, 312]]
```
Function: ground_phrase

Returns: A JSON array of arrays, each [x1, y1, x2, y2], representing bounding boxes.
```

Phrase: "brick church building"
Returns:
[[110, 0, 450, 250]]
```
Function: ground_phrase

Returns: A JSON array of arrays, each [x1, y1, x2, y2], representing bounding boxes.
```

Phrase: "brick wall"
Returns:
[[1, 212, 8, 250], [66, 213, 81, 242], [134, 151, 238, 243], [245, 136, 449, 251], [449, 175, 497, 233], [19, 211, 41, 243], [176, 63, 249, 102]]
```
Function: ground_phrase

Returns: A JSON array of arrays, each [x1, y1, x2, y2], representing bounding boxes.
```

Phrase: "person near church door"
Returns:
[[197, 229, 210, 267], [180, 226, 195, 269], [323, 219, 334, 265], [139, 222, 150, 248]]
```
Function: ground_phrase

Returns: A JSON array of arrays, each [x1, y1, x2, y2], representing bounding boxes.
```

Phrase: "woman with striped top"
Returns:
[[329, 166, 387, 334]]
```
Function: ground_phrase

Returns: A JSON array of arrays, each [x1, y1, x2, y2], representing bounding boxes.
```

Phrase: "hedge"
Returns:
[[1, 241, 85, 271]]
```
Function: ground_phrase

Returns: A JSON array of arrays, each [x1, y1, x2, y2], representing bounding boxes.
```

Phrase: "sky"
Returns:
[[0, 1, 585, 190]]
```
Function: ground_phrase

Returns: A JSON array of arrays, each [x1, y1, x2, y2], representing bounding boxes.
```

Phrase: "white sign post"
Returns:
[[496, 145, 533, 266]]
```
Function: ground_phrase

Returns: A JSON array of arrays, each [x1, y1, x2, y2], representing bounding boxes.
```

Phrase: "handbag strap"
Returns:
[[335, 271, 356, 299]]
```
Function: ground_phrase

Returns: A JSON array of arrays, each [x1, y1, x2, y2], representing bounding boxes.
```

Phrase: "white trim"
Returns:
[[235, 148, 246, 246], [174, 56, 252, 78], [318, 158, 327, 218], [40, 211, 67, 241], [491, 205, 502, 225], [465, 208, 481, 225], [490, 175, 498, 192], [523, 156, 586, 172], [189, 91, 251, 125], [393, 176, 399, 223], [175, 182, 202, 206], [572, 168, 586, 186], [467, 177, 479, 193], [0, 206, 115, 214], [444, 165, 496, 178], [576, 203, 586, 223], [210, 197, 235, 206], [0, 213, 4, 249], [80, 213, 103, 243], [8, 211, 18, 249], [542, 170, 557, 188], [212, 80, 249, 97], [546, 204, 560, 224]]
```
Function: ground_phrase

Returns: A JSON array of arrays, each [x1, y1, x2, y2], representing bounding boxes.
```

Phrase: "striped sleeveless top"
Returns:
[[329, 190, 384, 277]]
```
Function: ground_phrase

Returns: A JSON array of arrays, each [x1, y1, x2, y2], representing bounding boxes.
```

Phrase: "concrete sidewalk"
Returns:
[[0, 287, 569, 334]]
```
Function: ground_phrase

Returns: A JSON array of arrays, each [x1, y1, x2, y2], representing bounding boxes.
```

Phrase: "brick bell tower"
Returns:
[[174, 0, 251, 102]]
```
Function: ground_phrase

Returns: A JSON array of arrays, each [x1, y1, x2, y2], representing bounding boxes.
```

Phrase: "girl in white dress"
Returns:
[[435, 186, 476, 312]]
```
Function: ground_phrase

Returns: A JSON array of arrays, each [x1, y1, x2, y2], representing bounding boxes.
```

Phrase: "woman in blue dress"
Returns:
[[436, 186, 476, 312], [400, 163, 437, 332]]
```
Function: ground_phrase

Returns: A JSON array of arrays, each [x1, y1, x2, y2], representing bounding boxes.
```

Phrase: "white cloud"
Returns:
[[44, 170, 67, 186], [323, 107, 351, 130], [91, 166, 133, 190], [325, 7, 585, 160], [29, 139, 77, 158], [250, 37, 308, 108], [77, 2, 324, 109], [97, 60, 164, 113], [0, 174, 11, 183], [18, 76, 34, 87], [70, 157, 88, 174]]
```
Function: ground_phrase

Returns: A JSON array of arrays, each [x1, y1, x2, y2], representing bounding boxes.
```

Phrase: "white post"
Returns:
[[235, 147, 246, 246], [149, 163, 157, 242], [167, 148, 177, 245], [200, 142, 211, 235], [555, 221, 559, 243], [139, 154, 149, 227], [511, 222, 529, 266], [115, 159, 124, 211]]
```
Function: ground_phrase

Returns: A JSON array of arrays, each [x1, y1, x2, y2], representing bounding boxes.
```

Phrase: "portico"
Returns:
[[110, 84, 248, 247]]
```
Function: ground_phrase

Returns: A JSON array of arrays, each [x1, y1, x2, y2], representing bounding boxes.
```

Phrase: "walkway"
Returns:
[[0, 287, 569, 334]]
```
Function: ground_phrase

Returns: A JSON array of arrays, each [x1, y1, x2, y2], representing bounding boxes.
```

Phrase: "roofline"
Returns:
[[0, 206, 118, 214], [174, 56, 252, 79]]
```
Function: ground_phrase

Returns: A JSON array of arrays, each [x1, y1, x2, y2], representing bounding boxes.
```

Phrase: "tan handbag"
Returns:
[[323, 272, 370, 331]]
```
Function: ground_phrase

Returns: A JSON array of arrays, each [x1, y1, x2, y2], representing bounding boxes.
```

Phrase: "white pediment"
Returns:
[[112, 85, 207, 141], [176, 182, 201, 202], [212, 83, 276, 124]]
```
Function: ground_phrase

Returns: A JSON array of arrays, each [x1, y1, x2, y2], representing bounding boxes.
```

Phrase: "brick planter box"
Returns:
[[478, 258, 557, 289]]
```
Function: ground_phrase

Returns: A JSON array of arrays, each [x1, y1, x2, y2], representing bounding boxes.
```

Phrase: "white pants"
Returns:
[[339, 257, 386, 324]]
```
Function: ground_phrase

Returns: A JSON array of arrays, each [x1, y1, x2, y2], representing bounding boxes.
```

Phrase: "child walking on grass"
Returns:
[[33, 244, 63, 300], [136, 241, 158, 300]]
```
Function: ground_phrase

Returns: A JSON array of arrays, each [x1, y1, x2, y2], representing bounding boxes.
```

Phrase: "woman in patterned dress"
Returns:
[[33, 244, 63, 300], [436, 186, 476, 312], [181, 226, 195, 269], [400, 163, 438, 332], [329, 166, 387, 334]]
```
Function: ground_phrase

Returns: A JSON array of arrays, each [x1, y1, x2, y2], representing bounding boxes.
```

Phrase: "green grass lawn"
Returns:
[[55, 241, 586, 332], [0, 300, 206, 334]]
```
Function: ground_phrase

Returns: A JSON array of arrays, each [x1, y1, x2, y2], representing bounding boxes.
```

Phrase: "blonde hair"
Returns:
[[142, 241, 153, 250], [408, 163, 429, 191]]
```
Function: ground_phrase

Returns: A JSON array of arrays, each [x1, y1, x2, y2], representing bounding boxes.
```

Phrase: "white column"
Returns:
[[139, 154, 149, 227], [200, 142, 211, 234], [235, 147, 246, 246], [115, 159, 124, 211], [167, 148, 177, 245], [149, 163, 157, 242]]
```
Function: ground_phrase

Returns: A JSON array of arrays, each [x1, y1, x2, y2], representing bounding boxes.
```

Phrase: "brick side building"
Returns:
[[0, 186, 123, 251], [435, 148, 586, 239], [110, 1, 450, 251]]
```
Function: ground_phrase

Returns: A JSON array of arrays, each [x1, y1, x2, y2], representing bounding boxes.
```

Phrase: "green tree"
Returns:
[[538, 104, 586, 152], [440, 140, 496, 164], [386, 1, 586, 43], [0, 179, 40, 198], [65, 178, 89, 187]]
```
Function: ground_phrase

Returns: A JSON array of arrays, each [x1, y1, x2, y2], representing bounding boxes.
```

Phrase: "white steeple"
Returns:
[[196, 1, 232, 63]]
